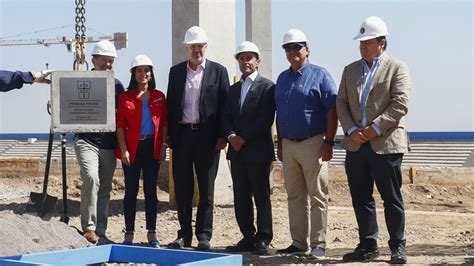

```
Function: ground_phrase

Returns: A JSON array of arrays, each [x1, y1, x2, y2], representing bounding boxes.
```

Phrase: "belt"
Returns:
[[139, 134, 154, 141], [286, 132, 322, 142], [182, 123, 200, 130]]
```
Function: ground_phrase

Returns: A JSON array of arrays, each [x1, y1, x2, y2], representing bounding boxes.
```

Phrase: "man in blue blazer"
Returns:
[[166, 26, 229, 251], [223, 41, 275, 255]]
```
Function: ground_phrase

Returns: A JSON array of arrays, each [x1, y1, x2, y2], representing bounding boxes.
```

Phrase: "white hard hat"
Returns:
[[92, 40, 117, 58], [282, 29, 308, 47], [183, 26, 208, 44], [353, 16, 389, 41], [130, 54, 154, 72], [234, 41, 261, 59]]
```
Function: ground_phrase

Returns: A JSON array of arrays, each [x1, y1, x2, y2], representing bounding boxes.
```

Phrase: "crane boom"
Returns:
[[0, 32, 127, 50]]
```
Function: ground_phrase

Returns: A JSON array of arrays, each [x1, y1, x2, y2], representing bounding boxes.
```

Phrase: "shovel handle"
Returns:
[[38, 132, 54, 217], [42, 132, 54, 194], [61, 133, 68, 218]]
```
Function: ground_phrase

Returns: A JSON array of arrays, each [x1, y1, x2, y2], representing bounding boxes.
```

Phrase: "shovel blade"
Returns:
[[26, 192, 58, 221]]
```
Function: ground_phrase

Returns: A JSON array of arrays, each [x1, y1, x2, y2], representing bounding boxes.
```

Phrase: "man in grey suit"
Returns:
[[223, 41, 275, 255], [337, 16, 411, 264]]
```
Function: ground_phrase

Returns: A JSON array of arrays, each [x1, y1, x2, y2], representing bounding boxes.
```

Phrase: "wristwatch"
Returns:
[[323, 139, 335, 147]]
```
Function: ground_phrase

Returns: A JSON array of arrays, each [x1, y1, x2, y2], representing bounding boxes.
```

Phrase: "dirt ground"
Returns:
[[0, 168, 473, 265]]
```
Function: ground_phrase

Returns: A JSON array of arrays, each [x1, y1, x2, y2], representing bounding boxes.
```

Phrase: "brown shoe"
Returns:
[[84, 230, 99, 244]]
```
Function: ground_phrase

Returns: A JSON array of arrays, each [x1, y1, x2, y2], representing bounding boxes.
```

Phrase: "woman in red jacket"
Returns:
[[116, 54, 168, 247]]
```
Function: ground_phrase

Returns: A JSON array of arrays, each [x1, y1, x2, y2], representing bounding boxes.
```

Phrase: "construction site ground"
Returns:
[[0, 165, 473, 265]]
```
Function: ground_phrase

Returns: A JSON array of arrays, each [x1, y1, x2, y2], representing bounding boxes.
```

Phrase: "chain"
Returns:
[[74, 0, 86, 70]]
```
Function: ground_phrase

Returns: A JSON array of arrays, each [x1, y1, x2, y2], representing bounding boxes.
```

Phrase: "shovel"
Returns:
[[26, 132, 57, 221], [59, 133, 70, 224]]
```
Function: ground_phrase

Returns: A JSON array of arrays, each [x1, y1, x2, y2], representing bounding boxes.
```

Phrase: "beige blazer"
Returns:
[[336, 54, 411, 154]]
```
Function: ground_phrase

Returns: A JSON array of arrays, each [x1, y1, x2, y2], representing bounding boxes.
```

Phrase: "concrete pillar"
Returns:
[[245, 0, 272, 79], [172, 0, 236, 79], [171, 0, 235, 206]]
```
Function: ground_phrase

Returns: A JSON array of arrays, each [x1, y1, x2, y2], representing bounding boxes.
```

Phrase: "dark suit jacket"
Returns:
[[167, 59, 229, 149], [223, 74, 276, 163]]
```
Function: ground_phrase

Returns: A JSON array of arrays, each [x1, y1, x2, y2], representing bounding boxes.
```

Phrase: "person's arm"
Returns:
[[336, 66, 368, 145], [222, 84, 243, 151], [336, 66, 356, 134], [117, 128, 130, 165], [321, 107, 338, 161], [0, 70, 33, 92], [276, 120, 283, 162], [159, 94, 169, 160], [0, 70, 53, 92], [116, 94, 130, 165], [166, 67, 177, 148], [159, 127, 168, 161], [215, 66, 230, 150], [319, 72, 339, 161]]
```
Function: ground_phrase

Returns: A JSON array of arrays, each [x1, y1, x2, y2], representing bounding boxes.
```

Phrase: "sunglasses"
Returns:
[[283, 43, 305, 53]]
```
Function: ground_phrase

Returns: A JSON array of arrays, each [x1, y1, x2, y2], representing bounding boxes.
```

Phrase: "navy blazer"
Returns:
[[166, 59, 229, 148], [223, 74, 276, 163]]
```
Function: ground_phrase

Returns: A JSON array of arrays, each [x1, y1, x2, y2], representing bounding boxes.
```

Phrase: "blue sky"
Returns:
[[0, 0, 472, 133]]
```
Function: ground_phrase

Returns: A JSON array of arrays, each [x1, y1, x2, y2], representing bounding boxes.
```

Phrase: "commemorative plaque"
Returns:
[[50, 71, 115, 133]]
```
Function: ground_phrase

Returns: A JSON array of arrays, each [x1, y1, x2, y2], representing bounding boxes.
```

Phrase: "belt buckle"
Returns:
[[190, 123, 199, 130], [140, 134, 151, 140]]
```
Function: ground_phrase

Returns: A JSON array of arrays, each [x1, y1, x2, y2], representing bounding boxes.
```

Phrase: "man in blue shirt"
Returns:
[[0, 70, 51, 92], [275, 29, 338, 258]]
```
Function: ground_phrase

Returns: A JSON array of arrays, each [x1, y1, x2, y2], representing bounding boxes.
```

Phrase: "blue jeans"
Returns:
[[122, 138, 160, 231]]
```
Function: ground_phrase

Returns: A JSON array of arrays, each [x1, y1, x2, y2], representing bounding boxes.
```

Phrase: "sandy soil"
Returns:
[[0, 169, 473, 265]]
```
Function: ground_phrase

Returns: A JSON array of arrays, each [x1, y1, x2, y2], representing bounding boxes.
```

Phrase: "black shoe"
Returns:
[[390, 245, 407, 264], [226, 239, 255, 252], [276, 244, 307, 254], [196, 239, 211, 251], [253, 240, 269, 255], [168, 237, 192, 249], [343, 243, 380, 262]]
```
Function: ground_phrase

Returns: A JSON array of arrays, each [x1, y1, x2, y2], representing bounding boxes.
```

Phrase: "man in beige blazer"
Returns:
[[336, 16, 411, 264]]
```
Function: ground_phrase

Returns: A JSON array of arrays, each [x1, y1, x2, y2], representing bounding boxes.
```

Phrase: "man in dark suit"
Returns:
[[166, 26, 229, 251], [223, 41, 275, 255]]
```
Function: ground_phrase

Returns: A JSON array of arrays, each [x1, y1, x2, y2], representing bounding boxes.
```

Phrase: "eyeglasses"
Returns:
[[283, 43, 305, 53]]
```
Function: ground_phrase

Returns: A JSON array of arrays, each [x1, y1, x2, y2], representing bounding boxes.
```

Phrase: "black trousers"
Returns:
[[345, 143, 406, 249], [122, 138, 160, 232], [230, 160, 273, 244], [172, 127, 220, 241]]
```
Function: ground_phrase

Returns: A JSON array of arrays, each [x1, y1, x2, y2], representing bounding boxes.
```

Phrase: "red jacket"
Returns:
[[116, 89, 168, 163]]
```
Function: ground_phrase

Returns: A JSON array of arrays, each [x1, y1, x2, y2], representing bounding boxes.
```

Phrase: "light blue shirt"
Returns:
[[140, 99, 155, 135], [347, 53, 384, 136]]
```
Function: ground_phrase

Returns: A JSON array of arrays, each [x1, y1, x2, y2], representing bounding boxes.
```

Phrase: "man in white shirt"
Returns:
[[222, 41, 275, 255], [166, 26, 229, 251]]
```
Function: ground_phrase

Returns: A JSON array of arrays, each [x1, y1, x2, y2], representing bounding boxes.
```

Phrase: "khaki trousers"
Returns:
[[74, 139, 116, 236], [282, 134, 329, 250]]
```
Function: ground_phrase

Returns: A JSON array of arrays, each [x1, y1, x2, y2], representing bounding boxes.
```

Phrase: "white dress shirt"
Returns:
[[239, 70, 258, 111], [182, 59, 206, 124]]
